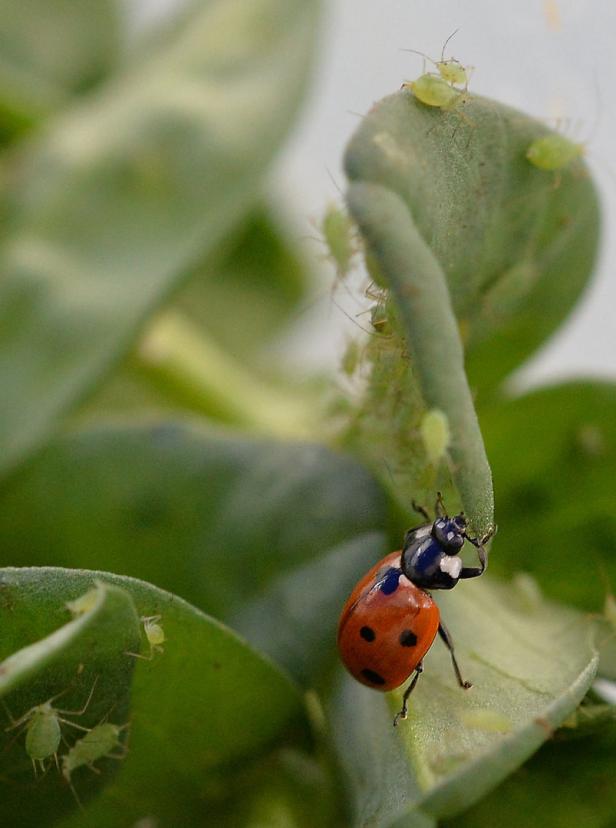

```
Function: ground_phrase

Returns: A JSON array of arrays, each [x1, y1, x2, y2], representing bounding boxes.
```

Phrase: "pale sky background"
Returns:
[[133, 0, 616, 390]]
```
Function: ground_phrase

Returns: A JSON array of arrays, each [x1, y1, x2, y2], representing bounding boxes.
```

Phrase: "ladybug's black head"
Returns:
[[431, 514, 466, 555]]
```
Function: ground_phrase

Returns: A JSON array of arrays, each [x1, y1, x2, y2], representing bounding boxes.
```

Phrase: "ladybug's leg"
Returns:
[[393, 662, 423, 727], [435, 491, 447, 517], [411, 500, 430, 522], [459, 540, 487, 579], [438, 622, 472, 690]]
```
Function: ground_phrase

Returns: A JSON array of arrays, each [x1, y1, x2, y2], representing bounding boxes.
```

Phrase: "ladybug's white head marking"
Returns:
[[440, 555, 462, 579]]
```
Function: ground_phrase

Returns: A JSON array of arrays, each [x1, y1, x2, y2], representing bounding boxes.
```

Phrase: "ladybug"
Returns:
[[337, 495, 491, 726]]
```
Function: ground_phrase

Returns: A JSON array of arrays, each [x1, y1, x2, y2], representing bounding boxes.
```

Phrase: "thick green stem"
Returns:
[[347, 181, 494, 536], [134, 311, 313, 440]]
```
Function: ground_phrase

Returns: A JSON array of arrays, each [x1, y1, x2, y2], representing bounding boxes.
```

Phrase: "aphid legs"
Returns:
[[438, 621, 472, 689], [3, 677, 98, 776], [393, 662, 423, 727], [5, 676, 98, 732], [54, 676, 99, 719]]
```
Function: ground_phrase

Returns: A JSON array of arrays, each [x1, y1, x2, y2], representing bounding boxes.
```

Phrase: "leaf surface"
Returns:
[[0, 567, 301, 826], [328, 576, 597, 826]]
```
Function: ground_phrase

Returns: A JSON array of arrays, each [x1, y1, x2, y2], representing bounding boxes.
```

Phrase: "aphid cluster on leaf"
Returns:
[[3, 680, 99, 776], [401, 31, 473, 110], [0, 584, 150, 799], [3, 675, 130, 809]]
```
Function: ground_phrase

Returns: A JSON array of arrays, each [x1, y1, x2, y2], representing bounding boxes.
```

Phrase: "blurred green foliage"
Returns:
[[0, 3, 614, 827]]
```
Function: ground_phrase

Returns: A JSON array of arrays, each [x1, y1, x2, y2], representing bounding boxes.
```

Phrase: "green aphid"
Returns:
[[370, 303, 390, 334], [402, 31, 472, 91], [437, 58, 469, 87], [526, 133, 583, 171], [403, 48, 470, 88], [403, 73, 461, 109], [61, 719, 128, 808], [62, 722, 127, 782], [5, 684, 96, 775], [320, 203, 356, 277], [126, 614, 166, 660], [420, 409, 450, 464]]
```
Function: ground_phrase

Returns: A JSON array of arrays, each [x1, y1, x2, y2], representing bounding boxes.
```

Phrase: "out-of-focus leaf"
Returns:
[[127, 311, 314, 436], [0, 567, 301, 827], [187, 746, 340, 828], [76, 209, 313, 425], [481, 381, 616, 611], [0, 0, 120, 141], [0, 0, 321, 478], [328, 576, 597, 826], [174, 207, 310, 362], [0, 419, 388, 638], [445, 726, 616, 828], [232, 529, 389, 684]]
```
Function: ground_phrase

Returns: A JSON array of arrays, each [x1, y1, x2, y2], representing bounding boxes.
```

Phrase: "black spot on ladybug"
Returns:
[[399, 629, 418, 647], [360, 626, 376, 642], [361, 668, 386, 686], [380, 567, 401, 595]]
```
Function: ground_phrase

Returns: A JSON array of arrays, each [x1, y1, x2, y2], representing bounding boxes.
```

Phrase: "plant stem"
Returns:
[[134, 310, 313, 440]]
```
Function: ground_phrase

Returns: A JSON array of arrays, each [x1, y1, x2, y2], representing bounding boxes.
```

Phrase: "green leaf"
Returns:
[[341, 92, 599, 534], [187, 746, 340, 827], [344, 91, 599, 397], [0, 567, 301, 826], [327, 577, 597, 826], [481, 381, 616, 612], [0, 419, 388, 634], [0, 0, 120, 141], [0, 0, 321, 478], [445, 726, 616, 828]]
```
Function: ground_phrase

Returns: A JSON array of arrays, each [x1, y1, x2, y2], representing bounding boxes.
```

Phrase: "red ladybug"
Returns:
[[337, 497, 491, 726]]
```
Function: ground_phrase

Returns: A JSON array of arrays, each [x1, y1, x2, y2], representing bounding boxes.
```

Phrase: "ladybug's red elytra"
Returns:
[[337, 494, 492, 726]]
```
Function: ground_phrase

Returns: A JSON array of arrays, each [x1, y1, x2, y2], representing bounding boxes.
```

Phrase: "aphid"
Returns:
[[420, 409, 451, 465], [4, 680, 97, 775], [402, 73, 461, 109], [62, 722, 127, 782], [320, 203, 357, 279], [403, 30, 473, 89], [337, 495, 492, 726], [370, 303, 390, 334], [127, 615, 165, 660], [526, 133, 583, 171]]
